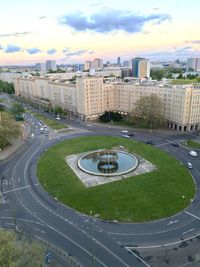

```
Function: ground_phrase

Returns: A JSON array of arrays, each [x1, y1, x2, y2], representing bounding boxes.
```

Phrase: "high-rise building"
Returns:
[[186, 58, 200, 72], [91, 58, 103, 69], [35, 63, 46, 72], [117, 57, 121, 66], [84, 61, 91, 71], [46, 60, 57, 72], [131, 58, 150, 78]]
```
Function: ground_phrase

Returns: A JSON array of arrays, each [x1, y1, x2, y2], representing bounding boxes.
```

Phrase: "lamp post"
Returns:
[[89, 210, 99, 267]]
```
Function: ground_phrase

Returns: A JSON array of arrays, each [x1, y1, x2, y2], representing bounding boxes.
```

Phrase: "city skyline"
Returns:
[[1, 0, 200, 65]]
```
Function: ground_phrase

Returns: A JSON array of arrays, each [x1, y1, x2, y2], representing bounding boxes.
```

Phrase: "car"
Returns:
[[172, 142, 179, 147], [122, 134, 130, 138], [127, 133, 134, 137], [188, 150, 198, 157], [146, 140, 154, 145], [186, 162, 193, 169], [121, 130, 128, 133]]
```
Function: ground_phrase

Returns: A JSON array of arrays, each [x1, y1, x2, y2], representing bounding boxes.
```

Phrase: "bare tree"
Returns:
[[133, 94, 165, 129]]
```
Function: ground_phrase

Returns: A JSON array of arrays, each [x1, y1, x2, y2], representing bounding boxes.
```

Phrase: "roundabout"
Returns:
[[37, 135, 195, 222], [2, 113, 200, 266]]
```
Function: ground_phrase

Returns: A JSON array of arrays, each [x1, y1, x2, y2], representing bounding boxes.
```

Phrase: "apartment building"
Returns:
[[14, 76, 200, 131]]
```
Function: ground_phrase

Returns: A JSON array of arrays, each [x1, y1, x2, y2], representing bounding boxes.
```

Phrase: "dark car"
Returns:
[[172, 142, 179, 147], [127, 133, 134, 137], [145, 140, 154, 145]]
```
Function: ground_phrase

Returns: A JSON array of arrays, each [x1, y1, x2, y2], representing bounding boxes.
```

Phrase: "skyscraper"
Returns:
[[186, 58, 200, 72], [117, 57, 121, 66], [46, 60, 57, 72], [131, 57, 150, 78]]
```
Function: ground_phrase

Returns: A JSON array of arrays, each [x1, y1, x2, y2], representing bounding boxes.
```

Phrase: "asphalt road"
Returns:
[[1, 106, 200, 266]]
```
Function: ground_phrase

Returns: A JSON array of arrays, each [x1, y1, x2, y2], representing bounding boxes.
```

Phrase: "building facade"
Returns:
[[14, 76, 200, 131], [187, 58, 200, 72], [131, 58, 150, 78]]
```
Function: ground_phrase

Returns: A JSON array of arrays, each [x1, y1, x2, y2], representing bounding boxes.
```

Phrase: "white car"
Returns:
[[56, 117, 60, 120], [186, 162, 193, 169], [121, 130, 128, 133], [188, 150, 198, 157], [122, 134, 130, 138]]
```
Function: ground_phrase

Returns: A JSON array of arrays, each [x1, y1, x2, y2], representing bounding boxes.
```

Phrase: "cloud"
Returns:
[[175, 46, 193, 53], [64, 49, 88, 57], [4, 44, 22, 53], [185, 40, 200, 44], [62, 47, 69, 53], [0, 32, 33, 38], [26, 47, 41, 54], [63, 49, 92, 58], [59, 8, 171, 33], [90, 2, 104, 7], [38, 16, 47, 19], [47, 48, 57, 55], [88, 50, 94, 54], [143, 45, 199, 59]]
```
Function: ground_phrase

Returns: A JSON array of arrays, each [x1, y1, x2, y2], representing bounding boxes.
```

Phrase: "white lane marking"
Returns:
[[0, 191, 5, 204], [34, 228, 46, 234], [167, 220, 179, 225], [182, 228, 194, 235], [5, 223, 15, 226], [126, 247, 151, 267], [185, 211, 200, 220], [22, 140, 130, 267], [3, 185, 31, 194], [11, 138, 107, 267], [0, 217, 45, 226]]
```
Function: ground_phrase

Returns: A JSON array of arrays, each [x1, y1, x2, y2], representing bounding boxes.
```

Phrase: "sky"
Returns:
[[0, 0, 200, 65]]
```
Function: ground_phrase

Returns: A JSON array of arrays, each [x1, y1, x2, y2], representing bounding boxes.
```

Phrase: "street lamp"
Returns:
[[89, 210, 99, 267]]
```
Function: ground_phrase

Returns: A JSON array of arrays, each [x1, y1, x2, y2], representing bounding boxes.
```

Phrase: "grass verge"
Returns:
[[184, 140, 200, 149], [37, 136, 195, 222], [32, 112, 67, 130]]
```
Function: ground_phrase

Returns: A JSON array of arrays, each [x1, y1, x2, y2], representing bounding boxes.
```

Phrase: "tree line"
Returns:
[[0, 80, 15, 94]]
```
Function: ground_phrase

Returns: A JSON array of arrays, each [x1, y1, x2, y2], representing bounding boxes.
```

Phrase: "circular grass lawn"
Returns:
[[37, 136, 195, 222]]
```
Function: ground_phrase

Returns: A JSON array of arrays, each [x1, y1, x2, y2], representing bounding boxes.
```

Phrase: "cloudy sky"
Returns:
[[0, 0, 200, 65]]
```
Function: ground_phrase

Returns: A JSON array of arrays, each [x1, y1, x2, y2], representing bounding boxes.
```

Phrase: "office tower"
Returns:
[[131, 58, 150, 78], [117, 57, 121, 66], [186, 58, 200, 72], [46, 60, 57, 71]]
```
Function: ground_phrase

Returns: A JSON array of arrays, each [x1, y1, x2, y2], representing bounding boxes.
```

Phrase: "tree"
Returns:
[[132, 94, 165, 128], [0, 112, 21, 149], [0, 229, 43, 267], [0, 80, 15, 94], [11, 102, 25, 116]]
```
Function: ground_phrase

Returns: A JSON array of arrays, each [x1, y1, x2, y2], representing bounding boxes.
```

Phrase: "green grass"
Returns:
[[37, 136, 195, 222], [32, 112, 67, 130], [184, 140, 200, 149], [170, 79, 199, 85]]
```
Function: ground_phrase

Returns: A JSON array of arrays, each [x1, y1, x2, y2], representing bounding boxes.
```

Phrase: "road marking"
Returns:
[[3, 185, 31, 194], [182, 228, 194, 235], [125, 247, 151, 267], [21, 140, 131, 267], [167, 220, 179, 226], [185, 211, 200, 220], [34, 228, 46, 234]]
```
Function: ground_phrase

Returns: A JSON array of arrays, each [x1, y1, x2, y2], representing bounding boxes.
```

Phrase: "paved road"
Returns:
[[1, 106, 200, 266]]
